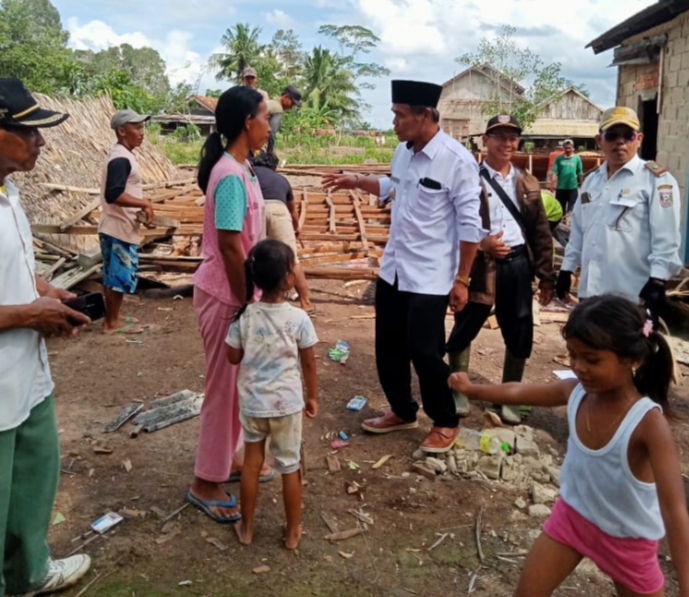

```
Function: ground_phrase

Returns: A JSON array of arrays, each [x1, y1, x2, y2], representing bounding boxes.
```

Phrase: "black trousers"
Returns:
[[446, 248, 534, 360], [556, 188, 578, 213], [375, 277, 459, 429]]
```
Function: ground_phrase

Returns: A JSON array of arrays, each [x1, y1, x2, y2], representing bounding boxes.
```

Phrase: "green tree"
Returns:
[[0, 0, 79, 93], [457, 25, 570, 130], [270, 29, 305, 81], [301, 47, 359, 122], [209, 23, 263, 82], [85, 68, 163, 114]]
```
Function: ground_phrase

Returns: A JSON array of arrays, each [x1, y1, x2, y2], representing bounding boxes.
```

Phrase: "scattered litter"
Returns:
[[338, 431, 350, 441], [427, 533, 449, 551], [158, 307, 173, 312], [125, 339, 144, 346], [345, 481, 361, 495], [348, 509, 373, 526], [371, 454, 394, 470], [321, 511, 339, 534], [338, 551, 354, 559], [553, 355, 570, 367], [346, 396, 368, 411], [120, 508, 145, 519], [331, 438, 350, 450], [514, 497, 527, 510], [252, 565, 271, 574], [122, 459, 133, 473], [411, 462, 437, 481], [103, 403, 144, 433], [173, 295, 184, 301], [206, 537, 228, 551], [347, 460, 360, 470], [93, 445, 113, 455], [178, 581, 192, 586], [150, 506, 167, 519], [328, 340, 350, 364], [52, 512, 66, 526], [161, 521, 180, 535], [91, 512, 123, 534], [324, 555, 334, 563], [468, 572, 478, 593], [324, 528, 363, 542]]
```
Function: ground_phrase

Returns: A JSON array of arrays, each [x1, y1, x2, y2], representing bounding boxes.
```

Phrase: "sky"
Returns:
[[52, 0, 657, 127]]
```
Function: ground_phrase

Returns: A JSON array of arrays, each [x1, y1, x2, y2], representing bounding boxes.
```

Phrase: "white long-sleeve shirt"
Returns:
[[562, 155, 682, 300], [378, 131, 486, 295], [0, 179, 54, 431]]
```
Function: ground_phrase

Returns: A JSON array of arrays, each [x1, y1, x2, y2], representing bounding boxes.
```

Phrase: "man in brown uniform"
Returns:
[[98, 109, 154, 334], [447, 115, 555, 424]]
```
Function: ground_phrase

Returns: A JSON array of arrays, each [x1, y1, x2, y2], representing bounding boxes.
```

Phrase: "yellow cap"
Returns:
[[599, 106, 640, 132]]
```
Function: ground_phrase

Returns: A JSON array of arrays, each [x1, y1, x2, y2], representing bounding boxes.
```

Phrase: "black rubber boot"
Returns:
[[449, 347, 471, 417], [498, 350, 527, 425]]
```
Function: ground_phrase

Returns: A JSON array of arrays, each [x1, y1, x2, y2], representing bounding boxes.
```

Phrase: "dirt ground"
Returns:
[[46, 280, 689, 597]]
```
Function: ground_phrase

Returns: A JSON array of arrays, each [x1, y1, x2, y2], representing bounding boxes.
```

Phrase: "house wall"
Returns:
[[540, 91, 603, 121], [616, 10, 689, 220], [438, 70, 519, 140]]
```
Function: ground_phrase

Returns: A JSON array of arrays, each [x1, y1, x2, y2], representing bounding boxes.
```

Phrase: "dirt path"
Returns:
[[46, 280, 689, 597]]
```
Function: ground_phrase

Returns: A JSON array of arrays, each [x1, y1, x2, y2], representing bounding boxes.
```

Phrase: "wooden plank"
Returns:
[[300, 232, 389, 243], [59, 198, 102, 231], [325, 190, 336, 234], [349, 191, 369, 251], [302, 266, 378, 281], [51, 264, 102, 290], [43, 257, 67, 282], [301, 251, 382, 266], [299, 189, 309, 231], [31, 224, 175, 236]]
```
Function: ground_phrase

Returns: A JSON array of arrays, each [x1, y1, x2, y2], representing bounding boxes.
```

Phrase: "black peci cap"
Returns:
[[391, 80, 442, 108], [0, 78, 69, 128]]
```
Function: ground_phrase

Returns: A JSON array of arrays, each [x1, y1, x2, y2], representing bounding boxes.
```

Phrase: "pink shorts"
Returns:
[[544, 498, 664, 594]]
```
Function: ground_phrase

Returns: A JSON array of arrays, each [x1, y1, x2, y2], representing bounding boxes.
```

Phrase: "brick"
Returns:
[[666, 70, 679, 88], [669, 55, 682, 73], [681, 52, 689, 71], [671, 87, 684, 105]]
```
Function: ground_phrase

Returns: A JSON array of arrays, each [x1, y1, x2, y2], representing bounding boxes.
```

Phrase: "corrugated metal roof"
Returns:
[[191, 95, 218, 113]]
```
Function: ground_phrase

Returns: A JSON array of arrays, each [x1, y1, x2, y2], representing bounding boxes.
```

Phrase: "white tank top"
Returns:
[[560, 384, 665, 540]]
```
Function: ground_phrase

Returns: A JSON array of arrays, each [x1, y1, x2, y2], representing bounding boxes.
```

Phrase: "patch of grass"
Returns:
[[91, 577, 252, 597]]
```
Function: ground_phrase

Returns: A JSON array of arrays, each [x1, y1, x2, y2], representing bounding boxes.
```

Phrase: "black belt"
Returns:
[[497, 244, 527, 263]]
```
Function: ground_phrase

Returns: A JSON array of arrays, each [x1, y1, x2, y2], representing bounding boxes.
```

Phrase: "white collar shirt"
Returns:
[[562, 155, 682, 300], [377, 131, 486, 295], [0, 179, 54, 431], [481, 162, 524, 248]]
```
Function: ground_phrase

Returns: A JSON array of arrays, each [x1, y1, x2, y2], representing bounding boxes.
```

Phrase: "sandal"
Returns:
[[186, 490, 241, 523], [227, 468, 276, 483], [104, 323, 144, 335]]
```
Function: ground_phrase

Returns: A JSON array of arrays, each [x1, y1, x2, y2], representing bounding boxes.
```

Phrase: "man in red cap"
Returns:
[[323, 80, 485, 453], [0, 78, 92, 595]]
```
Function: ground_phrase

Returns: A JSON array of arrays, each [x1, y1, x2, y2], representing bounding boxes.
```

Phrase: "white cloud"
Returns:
[[264, 9, 297, 30], [67, 18, 208, 87]]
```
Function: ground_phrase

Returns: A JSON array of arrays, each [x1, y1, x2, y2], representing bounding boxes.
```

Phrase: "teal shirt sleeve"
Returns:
[[214, 175, 248, 231]]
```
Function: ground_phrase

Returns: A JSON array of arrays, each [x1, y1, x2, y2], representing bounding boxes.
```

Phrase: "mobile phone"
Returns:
[[64, 292, 106, 325]]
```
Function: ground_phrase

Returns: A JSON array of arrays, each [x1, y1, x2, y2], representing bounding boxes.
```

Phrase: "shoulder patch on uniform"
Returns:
[[645, 161, 668, 177]]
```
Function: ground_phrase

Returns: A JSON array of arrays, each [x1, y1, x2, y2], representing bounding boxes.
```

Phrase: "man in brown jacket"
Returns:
[[447, 115, 555, 424]]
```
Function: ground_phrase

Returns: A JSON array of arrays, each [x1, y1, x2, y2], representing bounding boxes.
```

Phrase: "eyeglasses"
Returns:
[[487, 133, 520, 143], [602, 130, 637, 143]]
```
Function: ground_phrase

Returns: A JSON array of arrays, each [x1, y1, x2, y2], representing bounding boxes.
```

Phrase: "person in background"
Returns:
[[228, 240, 318, 550], [542, 189, 563, 232], [323, 80, 485, 453], [551, 139, 584, 213], [556, 107, 682, 329], [252, 151, 315, 314], [98, 109, 155, 334], [267, 86, 302, 154], [449, 295, 689, 597], [187, 86, 274, 524], [241, 67, 269, 102], [546, 142, 564, 192], [447, 114, 554, 425], [0, 77, 92, 596]]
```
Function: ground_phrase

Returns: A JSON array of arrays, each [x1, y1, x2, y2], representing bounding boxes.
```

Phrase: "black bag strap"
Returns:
[[479, 166, 525, 229]]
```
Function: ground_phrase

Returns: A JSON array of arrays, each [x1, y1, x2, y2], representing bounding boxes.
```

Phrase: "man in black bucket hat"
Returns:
[[0, 78, 92, 595]]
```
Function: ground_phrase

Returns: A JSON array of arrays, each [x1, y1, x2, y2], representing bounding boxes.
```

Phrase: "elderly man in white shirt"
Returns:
[[0, 78, 92, 596], [557, 106, 682, 326], [323, 80, 485, 453]]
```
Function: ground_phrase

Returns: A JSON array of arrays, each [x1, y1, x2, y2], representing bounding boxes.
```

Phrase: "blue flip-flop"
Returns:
[[227, 469, 276, 483], [186, 491, 241, 523]]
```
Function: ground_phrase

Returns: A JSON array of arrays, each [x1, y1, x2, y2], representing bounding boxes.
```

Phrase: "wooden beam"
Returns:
[[302, 266, 378, 281], [349, 191, 369, 252], [325, 190, 336, 234], [31, 224, 175, 236], [299, 189, 309, 231], [59, 198, 101, 231]]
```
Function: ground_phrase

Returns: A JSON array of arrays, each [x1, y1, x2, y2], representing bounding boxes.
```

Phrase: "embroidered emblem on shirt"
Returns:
[[658, 184, 674, 208]]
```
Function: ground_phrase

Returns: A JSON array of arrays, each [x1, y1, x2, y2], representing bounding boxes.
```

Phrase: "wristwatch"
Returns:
[[455, 275, 471, 287]]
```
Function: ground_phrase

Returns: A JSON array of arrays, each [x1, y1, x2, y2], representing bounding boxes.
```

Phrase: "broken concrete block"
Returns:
[[514, 497, 527, 509], [412, 448, 426, 461], [425, 457, 448, 474], [476, 455, 502, 480], [457, 458, 469, 473], [514, 425, 534, 440], [528, 504, 552, 518], [412, 462, 437, 481], [531, 483, 558, 505], [516, 436, 540, 459], [547, 466, 562, 487], [446, 454, 457, 474], [501, 457, 519, 483]]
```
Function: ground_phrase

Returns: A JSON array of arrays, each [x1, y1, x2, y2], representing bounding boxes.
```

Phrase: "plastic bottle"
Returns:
[[455, 428, 509, 455]]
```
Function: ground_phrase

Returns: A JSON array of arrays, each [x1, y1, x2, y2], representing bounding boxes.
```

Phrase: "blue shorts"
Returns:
[[99, 233, 139, 294]]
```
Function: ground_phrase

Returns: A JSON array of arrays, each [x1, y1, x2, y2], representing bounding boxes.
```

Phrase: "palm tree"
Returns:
[[209, 23, 263, 82], [302, 47, 360, 122]]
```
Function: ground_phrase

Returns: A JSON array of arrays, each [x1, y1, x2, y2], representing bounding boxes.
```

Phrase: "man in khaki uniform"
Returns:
[[267, 86, 302, 153]]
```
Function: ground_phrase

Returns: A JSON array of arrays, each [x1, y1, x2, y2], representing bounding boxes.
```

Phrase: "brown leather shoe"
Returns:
[[361, 411, 418, 434], [420, 427, 458, 453]]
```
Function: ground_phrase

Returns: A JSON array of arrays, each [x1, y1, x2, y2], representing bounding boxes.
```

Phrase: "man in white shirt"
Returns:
[[557, 107, 682, 326], [0, 78, 92, 595], [447, 115, 555, 424], [323, 80, 485, 453]]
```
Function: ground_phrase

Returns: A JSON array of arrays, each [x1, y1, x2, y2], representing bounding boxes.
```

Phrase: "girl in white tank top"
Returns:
[[449, 295, 689, 597]]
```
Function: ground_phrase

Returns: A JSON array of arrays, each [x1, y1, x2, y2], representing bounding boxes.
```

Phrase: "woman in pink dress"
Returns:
[[187, 86, 271, 522]]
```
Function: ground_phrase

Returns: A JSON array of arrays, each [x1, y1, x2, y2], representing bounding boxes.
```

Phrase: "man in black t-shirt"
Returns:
[[252, 152, 315, 314]]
